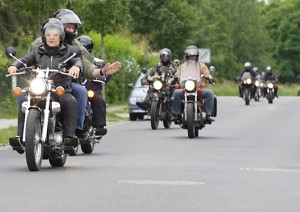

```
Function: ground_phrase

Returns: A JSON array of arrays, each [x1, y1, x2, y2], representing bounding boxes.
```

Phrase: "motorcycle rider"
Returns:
[[30, 9, 121, 136], [8, 18, 83, 151], [77, 35, 119, 136], [263, 66, 278, 98], [171, 45, 215, 124], [238, 62, 257, 97], [136, 48, 178, 110]]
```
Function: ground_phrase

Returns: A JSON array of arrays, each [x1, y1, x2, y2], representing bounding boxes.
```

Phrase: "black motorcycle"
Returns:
[[142, 66, 175, 129], [76, 79, 104, 154], [239, 72, 255, 105], [6, 47, 80, 171], [176, 62, 217, 138], [264, 80, 275, 104]]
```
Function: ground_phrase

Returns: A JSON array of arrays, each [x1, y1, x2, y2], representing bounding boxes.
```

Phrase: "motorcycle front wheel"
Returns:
[[150, 101, 159, 130], [244, 88, 250, 106], [25, 109, 43, 171], [186, 103, 195, 139]]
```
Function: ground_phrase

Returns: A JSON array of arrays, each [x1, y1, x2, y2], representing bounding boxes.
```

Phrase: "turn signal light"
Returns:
[[56, 86, 65, 96], [13, 87, 22, 96]]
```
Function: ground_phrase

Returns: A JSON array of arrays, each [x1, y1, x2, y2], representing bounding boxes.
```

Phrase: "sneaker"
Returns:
[[63, 136, 79, 147], [95, 127, 107, 136], [136, 100, 150, 110]]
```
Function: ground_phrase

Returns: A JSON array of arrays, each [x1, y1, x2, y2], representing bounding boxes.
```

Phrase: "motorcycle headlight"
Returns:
[[246, 78, 252, 84], [30, 78, 47, 95], [185, 80, 195, 91], [153, 80, 163, 90], [267, 83, 274, 89], [255, 81, 259, 86]]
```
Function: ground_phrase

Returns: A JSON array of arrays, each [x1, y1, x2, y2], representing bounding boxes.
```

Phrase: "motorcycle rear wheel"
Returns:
[[25, 109, 43, 171], [150, 101, 159, 130], [186, 103, 195, 139]]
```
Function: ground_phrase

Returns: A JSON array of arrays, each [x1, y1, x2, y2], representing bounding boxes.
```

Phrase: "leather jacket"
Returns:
[[11, 43, 83, 89]]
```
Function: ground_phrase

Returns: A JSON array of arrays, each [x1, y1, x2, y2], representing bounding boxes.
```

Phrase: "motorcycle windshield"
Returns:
[[179, 61, 201, 83], [241, 72, 252, 79]]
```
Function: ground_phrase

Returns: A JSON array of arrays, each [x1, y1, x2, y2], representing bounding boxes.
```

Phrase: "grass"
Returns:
[[0, 127, 16, 146]]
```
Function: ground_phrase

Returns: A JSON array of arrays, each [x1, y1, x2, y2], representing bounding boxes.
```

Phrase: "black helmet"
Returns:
[[184, 45, 199, 61], [77, 35, 94, 53], [53, 9, 82, 42], [159, 48, 172, 63], [41, 18, 65, 42]]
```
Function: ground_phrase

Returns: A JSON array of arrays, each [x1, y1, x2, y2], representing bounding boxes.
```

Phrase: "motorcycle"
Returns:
[[239, 72, 255, 105], [176, 62, 217, 139], [141, 66, 176, 129], [5, 47, 80, 171], [264, 80, 275, 104], [77, 79, 105, 154], [253, 78, 262, 101]]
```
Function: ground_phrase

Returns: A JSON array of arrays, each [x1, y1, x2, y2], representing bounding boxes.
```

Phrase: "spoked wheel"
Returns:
[[25, 109, 43, 171], [186, 103, 195, 139], [150, 101, 159, 130]]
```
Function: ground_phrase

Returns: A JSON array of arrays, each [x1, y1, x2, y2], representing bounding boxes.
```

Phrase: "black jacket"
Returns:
[[11, 43, 83, 89]]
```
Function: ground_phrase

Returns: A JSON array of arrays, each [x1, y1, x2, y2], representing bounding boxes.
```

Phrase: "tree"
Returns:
[[73, 0, 129, 60]]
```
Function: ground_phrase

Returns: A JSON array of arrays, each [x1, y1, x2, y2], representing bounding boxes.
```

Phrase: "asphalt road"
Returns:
[[1, 97, 300, 212]]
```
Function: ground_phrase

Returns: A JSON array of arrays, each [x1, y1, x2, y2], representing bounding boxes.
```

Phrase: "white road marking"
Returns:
[[117, 180, 205, 186], [240, 167, 300, 173]]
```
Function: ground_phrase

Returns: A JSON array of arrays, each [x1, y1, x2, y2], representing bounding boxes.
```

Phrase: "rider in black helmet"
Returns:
[[136, 48, 178, 110], [77, 35, 116, 136]]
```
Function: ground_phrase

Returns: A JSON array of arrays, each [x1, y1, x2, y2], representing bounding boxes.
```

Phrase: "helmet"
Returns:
[[41, 18, 65, 42], [159, 48, 172, 63], [209, 66, 215, 72], [244, 62, 252, 70], [266, 66, 272, 72], [77, 35, 94, 53], [53, 9, 82, 42], [253, 67, 258, 73], [184, 45, 199, 60]]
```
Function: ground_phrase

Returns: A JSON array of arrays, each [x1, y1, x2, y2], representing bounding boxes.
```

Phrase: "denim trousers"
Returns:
[[171, 88, 214, 115], [72, 82, 88, 130]]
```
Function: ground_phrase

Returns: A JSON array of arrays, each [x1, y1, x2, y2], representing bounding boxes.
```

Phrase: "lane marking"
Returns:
[[240, 167, 300, 173], [117, 180, 205, 186]]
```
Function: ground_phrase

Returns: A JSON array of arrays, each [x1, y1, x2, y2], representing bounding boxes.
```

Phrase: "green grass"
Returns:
[[0, 127, 16, 146]]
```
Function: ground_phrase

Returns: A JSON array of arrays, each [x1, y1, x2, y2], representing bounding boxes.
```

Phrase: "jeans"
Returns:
[[71, 83, 87, 130], [171, 88, 214, 115]]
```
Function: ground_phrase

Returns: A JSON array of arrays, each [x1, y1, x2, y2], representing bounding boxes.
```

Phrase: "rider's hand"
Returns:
[[102, 61, 121, 76], [68, 66, 80, 78], [8, 66, 17, 74]]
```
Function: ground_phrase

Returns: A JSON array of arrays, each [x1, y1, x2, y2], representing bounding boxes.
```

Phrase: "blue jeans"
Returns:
[[171, 88, 214, 115], [72, 83, 87, 130]]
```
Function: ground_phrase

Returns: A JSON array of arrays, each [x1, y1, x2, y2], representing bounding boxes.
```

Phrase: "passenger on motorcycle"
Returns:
[[263, 66, 278, 98], [77, 35, 120, 136], [8, 18, 83, 150], [171, 45, 215, 124], [238, 62, 257, 97], [136, 48, 178, 110], [30, 9, 121, 137]]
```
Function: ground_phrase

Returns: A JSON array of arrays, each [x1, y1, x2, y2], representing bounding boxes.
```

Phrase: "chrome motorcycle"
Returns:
[[265, 80, 275, 104], [177, 62, 217, 138], [6, 47, 80, 171], [239, 72, 255, 105]]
